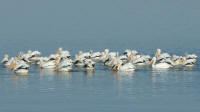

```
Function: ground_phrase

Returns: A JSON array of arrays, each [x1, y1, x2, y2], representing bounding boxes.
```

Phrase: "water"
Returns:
[[1, 0, 200, 111], [0, 46, 200, 112]]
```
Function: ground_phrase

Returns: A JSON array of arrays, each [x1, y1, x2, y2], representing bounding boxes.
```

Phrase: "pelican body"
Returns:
[[151, 57, 173, 69], [112, 61, 135, 72]]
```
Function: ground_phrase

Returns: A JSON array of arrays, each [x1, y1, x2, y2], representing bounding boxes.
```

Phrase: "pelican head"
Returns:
[[130, 54, 136, 62], [4, 54, 8, 58], [104, 49, 109, 54], [155, 48, 161, 57], [78, 51, 83, 56], [112, 62, 121, 71], [27, 50, 32, 54], [89, 50, 93, 54], [181, 57, 186, 62], [149, 57, 156, 65], [56, 47, 63, 54], [18, 52, 23, 58]]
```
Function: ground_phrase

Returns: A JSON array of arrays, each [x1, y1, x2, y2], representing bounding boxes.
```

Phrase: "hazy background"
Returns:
[[0, 0, 200, 56]]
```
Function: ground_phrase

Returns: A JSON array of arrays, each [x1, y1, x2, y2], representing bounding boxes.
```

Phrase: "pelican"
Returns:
[[84, 59, 95, 71], [74, 50, 93, 67], [75, 50, 92, 59], [123, 49, 138, 58], [151, 57, 173, 69], [173, 56, 185, 66], [20, 52, 31, 63], [171, 55, 181, 62], [118, 55, 129, 63], [36, 57, 49, 65], [91, 52, 102, 62], [185, 53, 198, 59], [173, 53, 197, 66], [99, 49, 118, 65], [55, 47, 63, 55], [55, 59, 73, 72], [182, 57, 196, 67], [9, 59, 29, 74], [104, 51, 118, 66], [74, 56, 86, 67], [112, 61, 135, 72], [49, 54, 59, 60], [132, 55, 151, 65], [99, 49, 109, 63], [1, 54, 9, 67], [155, 48, 171, 62], [40, 57, 60, 69], [20, 50, 33, 63], [28, 50, 41, 63], [60, 51, 71, 60]]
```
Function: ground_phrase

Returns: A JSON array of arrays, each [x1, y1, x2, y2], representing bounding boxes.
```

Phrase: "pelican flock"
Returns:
[[1, 48, 198, 74]]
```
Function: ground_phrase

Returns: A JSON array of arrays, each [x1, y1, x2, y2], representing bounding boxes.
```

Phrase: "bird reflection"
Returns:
[[84, 70, 95, 76], [10, 73, 28, 87], [111, 70, 134, 81], [55, 71, 72, 80], [39, 69, 55, 81], [40, 68, 55, 75], [150, 68, 171, 84]]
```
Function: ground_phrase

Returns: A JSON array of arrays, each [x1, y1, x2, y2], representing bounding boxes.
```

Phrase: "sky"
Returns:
[[0, 0, 200, 55]]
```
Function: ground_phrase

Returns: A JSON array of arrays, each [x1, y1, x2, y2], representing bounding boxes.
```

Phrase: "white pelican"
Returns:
[[73, 50, 93, 67], [55, 59, 73, 72], [2, 57, 16, 68], [182, 57, 196, 67], [29, 50, 41, 63], [185, 53, 198, 59], [171, 55, 181, 62], [18, 50, 34, 63], [118, 55, 129, 63], [84, 59, 95, 71], [132, 55, 151, 65], [36, 57, 49, 65], [75, 50, 92, 59], [185, 53, 197, 63], [99, 49, 109, 63], [40, 57, 60, 69], [74, 56, 86, 67], [123, 49, 138, 58], [104, 51, 118, 65], [55, 47, 63, 54], [49, 54, 59, 60], [112, 61, 135, 72], [173, 53, 197, 66], [60, 51, 71, 60], [151, 57, 173, 69], [172, 56, 185, 66], [9, 60, 29, 74], [1, 54, 9, 67], [155, 48, 171, 62], [91, 52, 102, 62], [55, 48, 71, 59]]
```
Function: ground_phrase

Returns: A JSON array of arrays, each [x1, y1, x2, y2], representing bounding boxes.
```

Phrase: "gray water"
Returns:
[[1, 0, 200, 112]]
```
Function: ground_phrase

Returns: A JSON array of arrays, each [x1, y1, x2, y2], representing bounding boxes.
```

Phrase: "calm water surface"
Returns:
[[0, 43, 200, 112]]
